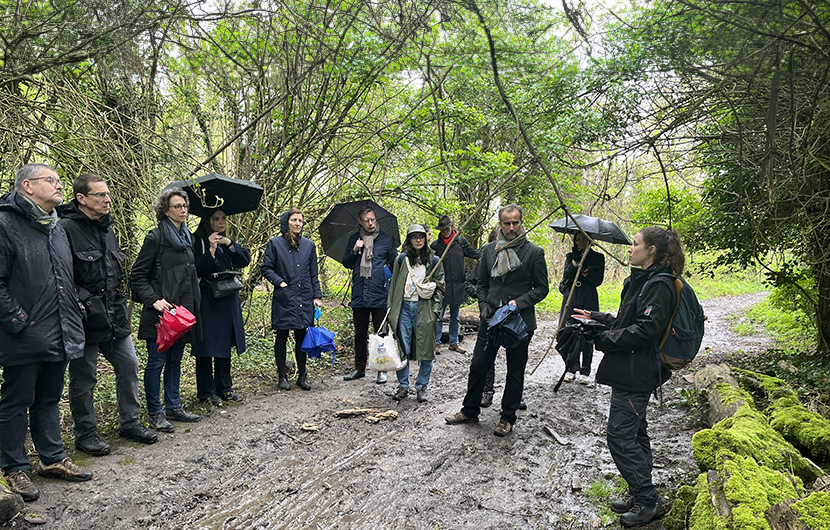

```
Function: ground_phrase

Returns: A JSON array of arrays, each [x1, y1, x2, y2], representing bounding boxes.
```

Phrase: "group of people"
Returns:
[[1, 163, 686, 527]]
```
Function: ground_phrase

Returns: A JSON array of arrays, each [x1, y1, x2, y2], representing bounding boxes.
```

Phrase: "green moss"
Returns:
[[791, 491, 830, 530], [734, 369, 793, 398], [721, 454, 802, 530], [664, 484, 698, 530], [689, 473, 728, 530], [713, 382, 751, 406], [767, 396, 830, 462]]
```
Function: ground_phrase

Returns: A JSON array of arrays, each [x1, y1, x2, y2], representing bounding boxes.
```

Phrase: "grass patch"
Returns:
[[118, 457, 136, 466], [586, 476, 628, 525], [744, 296, 814, 350]]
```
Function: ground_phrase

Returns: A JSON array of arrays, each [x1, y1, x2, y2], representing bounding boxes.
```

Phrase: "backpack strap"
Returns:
[[657, 278, 683, 349]]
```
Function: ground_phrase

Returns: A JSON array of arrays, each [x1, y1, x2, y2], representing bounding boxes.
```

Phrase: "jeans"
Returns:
[[435, 303, 461, 345], [195, 356, 233, 399], [396, 300, 433, 389], [607, 388, 659, 506], [352, 307, 388, 371], [69, 336, 142, 438], [0, 361, 68, 473], [461, 320, 533, 424], [144, 341, 185, 415], [274, 328, 309, 378]]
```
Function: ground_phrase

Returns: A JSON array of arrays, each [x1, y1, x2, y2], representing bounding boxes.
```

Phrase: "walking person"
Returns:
[[431, 215, 480, 354], [60, 174, 158, 457], [387, 225, 445, 402], [261, 209, 323, 391], [341, 205, 398, 383], [445, 204, 549, 436], [192, 209, 251, 405], [572, 227, 684, 527], [130, 188, 202, 433], [0, 164, 92, 502], [560, 231, 605, 384]]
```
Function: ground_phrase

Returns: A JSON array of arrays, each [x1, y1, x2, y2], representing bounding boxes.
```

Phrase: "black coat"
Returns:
[[261, 235, 322, 330], [0, 192, 85, 365], [591, 263, 675, 393], [192, 237, 251, 357], [57, 200, 130, 344], [431, 233, 480, 305], [341, 230, 398, 309], [476, 239, 549, 332], [130, 227, 202, 343], [560, 249, 605, 315]]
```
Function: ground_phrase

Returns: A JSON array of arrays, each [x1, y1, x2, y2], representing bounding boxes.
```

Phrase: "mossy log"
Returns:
[[0, 480, 24, 524], [694, 363, 747, 427]]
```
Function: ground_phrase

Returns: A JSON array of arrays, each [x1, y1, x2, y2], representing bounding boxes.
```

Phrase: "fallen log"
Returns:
[[334, 408, 380, 418], [694, 363, 746, 427]]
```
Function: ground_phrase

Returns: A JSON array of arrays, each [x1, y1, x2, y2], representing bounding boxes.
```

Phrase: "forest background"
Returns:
[[1, 0, 828, 358]]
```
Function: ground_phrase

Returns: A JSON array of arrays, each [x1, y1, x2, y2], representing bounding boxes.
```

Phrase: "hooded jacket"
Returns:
[[57, 200, 130, 344], [0, 192, 85, 365]]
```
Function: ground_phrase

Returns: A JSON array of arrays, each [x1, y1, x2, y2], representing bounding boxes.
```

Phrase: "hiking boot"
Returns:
[[416, 388, 428, 403], [200, 395, 223, 407], [392, 386, 408, 400], [221, 390, 243, 402], [278, 376, 291, 390], [5, 470, 39, 501], [445, 411, 477, 424], [448, 343, 466, 353], [518, 401, 528, 410], [37, 457, 92, 482], [119, 423, 158, 444], [620, 503, 662, 527], [563, 372, 575, 383], [434, 345, 441, 355], [494, 419, 513, 437], [480, 391, 494, 408], [610, 495, 635, 514], [578, 374, 590, 385], [148, 413, 174, 433], [297, 374, 311, 391], [343, 369, 365, 381], [165, 407, 200, 423], [75, 434, 111, 457], [376, 371, 388, 384]]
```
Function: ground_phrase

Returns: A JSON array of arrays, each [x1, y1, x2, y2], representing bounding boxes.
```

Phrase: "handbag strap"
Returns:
[[377, 307, 392, 334]]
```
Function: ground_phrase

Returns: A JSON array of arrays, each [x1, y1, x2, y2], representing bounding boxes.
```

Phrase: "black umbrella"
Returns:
[[549, 214, 632, 245], [318, 200, 400, 265], [165, 173, 264, 217]]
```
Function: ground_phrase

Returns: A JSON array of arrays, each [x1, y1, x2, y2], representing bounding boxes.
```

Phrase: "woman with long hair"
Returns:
[[261, 209, 322, 391], [191, 209, 251, 405], [573, 227, 685, 527]]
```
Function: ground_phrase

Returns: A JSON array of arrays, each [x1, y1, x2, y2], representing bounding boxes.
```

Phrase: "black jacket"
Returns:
[[591, 263, 675, 393], [341, 230, 398, 308], [130, 227, 202, 343], [57, 201, 130, 344], [475, 238, 549, 332], [0, 192, 85, 365], [431, 233, 480, 305], [560, 248, 604, 315]]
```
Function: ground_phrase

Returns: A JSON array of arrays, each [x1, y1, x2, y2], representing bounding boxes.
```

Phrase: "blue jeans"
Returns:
[[144, 341, 185, 415], [435, 303, 461, 345], [396, 300, 434, 389]]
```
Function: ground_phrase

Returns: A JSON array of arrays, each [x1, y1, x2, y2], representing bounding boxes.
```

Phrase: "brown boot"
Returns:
[[494, 419, 513, 437], [445, 411, 477, 424], [37, 457, 92, 482]]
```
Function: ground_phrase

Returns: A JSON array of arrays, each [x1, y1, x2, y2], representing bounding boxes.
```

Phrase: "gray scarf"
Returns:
[[19, 194, 58, 232], [490, 227, 527, 278], [162, 218, 192, 251], [359, 225, 378, 279]]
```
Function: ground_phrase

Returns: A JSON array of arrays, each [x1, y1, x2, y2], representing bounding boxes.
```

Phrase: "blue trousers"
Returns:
[[144, 341, 185, 415], [396, 300, 433, 389], [435, 303, 461, 345]]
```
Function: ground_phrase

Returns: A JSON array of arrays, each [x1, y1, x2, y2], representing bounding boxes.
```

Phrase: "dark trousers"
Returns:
[[461, 320, 533, 424], [195, 356, 233, 399], [274, 328, 308, 378], [352, 307, 388, 371], [567, 343, 594, 376], [607, 388, 659, 506], [0, 360, 68, 473]]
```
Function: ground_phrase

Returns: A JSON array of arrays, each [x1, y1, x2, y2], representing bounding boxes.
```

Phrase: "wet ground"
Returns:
[[3, 292, 773, 530]]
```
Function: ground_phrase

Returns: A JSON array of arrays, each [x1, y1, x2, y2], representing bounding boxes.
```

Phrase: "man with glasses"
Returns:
[[341, 206, 399, 383], [0, 163, 92, 502], [58, 174, 158, 457], [445, 204, 549, 437]]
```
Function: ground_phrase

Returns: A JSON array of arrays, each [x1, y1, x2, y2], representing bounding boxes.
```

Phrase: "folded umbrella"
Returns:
[[165, 173, 264, 217], [300, 307, 337, 364], [487, 304, 528, 349], [318, 200, 400, 265], [549, 214, 632, 245]]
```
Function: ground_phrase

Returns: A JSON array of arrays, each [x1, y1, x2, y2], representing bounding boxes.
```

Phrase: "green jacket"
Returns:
[[387, 249, 445, 362]]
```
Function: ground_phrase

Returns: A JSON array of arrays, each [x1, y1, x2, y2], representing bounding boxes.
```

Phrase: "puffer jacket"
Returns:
[[591, 263, 676, 393], [58, 200, 130, 344], [0, 192, 85, 365]]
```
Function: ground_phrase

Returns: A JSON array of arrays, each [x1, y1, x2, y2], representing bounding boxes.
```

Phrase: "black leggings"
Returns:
[[274, 328, 308, 378]]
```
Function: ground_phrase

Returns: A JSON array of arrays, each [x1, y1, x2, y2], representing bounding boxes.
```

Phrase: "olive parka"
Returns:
[[386, 249, 445, 362]]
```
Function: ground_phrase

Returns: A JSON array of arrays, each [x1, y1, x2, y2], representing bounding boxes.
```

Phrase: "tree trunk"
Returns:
[[694, 364, 745, 427]]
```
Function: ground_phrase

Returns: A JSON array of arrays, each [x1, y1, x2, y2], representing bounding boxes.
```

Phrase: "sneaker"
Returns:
[[200, 395, 223, 407], [148, 413, 174, 433], [75, 434, 111, 457], [119, 423, 159, 444], [445, 411, 477, 424], [620, 503, 662, 527], [392, 386, 408, 400], [480, 391, 494, 408], [563, 372, 575, 383], [5, 470, 39, 501], [494, 419, 513, 437], [376, 371, 388, 384], [165, 407, 200, 423], [37, 457, 92, 482], [416, 388, 428, 402], [578, 374, 590, 385], [221, 391, 243, 402], [448, 343, 466, 353], [611, 495, 635, 514]]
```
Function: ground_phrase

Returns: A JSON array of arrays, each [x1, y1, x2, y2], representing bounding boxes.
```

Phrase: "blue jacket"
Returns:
[[342, 230, 398, 308], [261, 235, 322, 330]]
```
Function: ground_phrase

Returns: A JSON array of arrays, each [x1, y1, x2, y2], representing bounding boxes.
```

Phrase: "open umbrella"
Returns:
[[549, 214, 632, 245], [165, 173, 264, 217], [318, 200, 400, 265]]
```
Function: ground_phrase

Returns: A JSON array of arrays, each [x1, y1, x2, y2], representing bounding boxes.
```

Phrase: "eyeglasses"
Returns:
[[170, 204, 189, 211], [27, 176, 64, 188], [85, 192, 110, 199], [410, 234, 426, 240]]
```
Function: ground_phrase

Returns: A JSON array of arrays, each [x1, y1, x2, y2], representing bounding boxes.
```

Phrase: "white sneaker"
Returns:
[[563, 372, 575, 383], [578, 374, 590, 385]]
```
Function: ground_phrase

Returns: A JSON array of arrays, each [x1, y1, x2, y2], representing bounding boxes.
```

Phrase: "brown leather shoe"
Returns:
[[494, 419, 513, 436], [448, 343, 466, 353], [37, 457, 92, 482], [445, 411, 477, 424]]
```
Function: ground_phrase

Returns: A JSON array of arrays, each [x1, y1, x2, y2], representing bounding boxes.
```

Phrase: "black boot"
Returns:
[[480, 391, 494, 408], [296, 374, 311, 391], [278, 374, 291, 390]]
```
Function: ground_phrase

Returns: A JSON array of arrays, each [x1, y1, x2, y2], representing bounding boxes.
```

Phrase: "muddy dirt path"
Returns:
[[3, 292, 773, 530]]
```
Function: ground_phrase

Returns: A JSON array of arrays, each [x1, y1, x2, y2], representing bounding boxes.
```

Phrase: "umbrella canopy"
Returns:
[[549, 214, 632, 245], [318, 200, 400, 265], [165, 173, 264, 217]]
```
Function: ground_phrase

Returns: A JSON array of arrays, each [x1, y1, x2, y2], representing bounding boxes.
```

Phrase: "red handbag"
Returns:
[[156, 305, 197, 352]]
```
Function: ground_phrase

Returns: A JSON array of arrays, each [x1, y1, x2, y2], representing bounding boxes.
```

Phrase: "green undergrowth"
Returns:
[[791, 491, 830, 529], [585, 476, 628, 525]]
